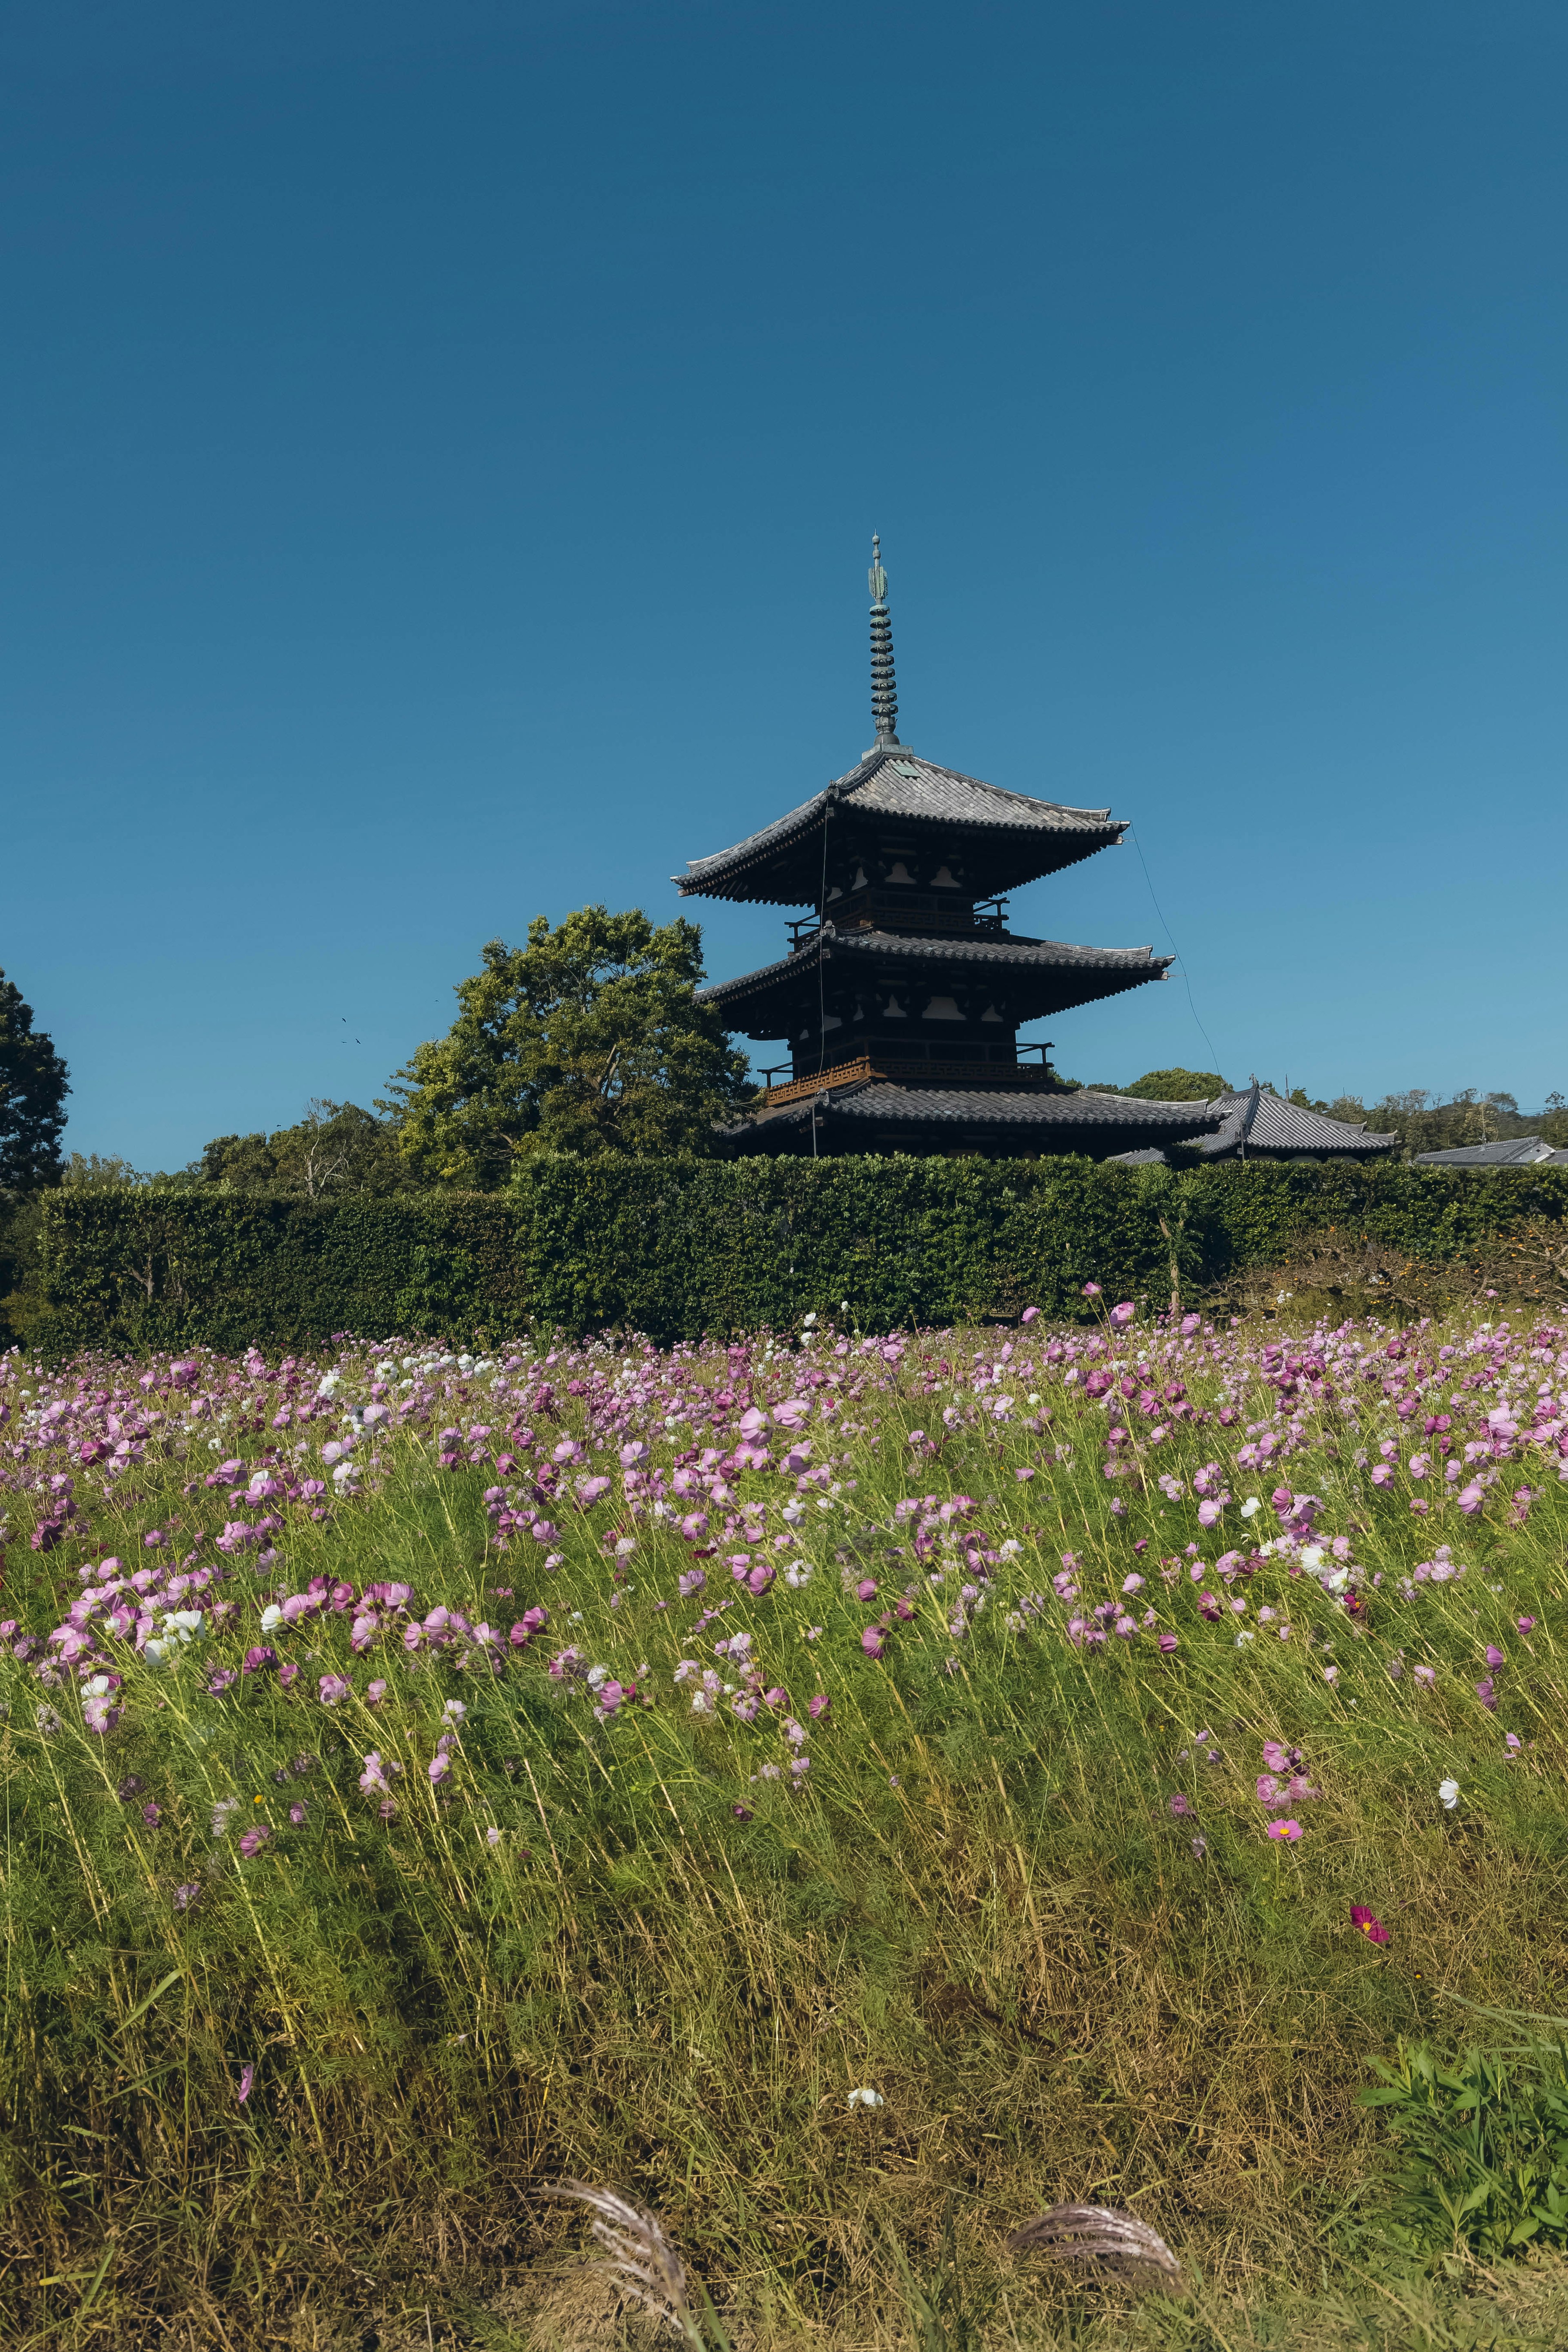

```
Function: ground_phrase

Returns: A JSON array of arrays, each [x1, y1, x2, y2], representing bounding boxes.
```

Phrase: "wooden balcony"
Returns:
[[762, 1054, 1058, 1107]]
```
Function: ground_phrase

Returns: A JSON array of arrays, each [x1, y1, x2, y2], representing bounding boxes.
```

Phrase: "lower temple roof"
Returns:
[[722, 1078, 1223, 1156]]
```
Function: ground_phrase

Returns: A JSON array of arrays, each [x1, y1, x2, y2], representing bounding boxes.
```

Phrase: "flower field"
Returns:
[[4, 1294, 1568, 2345]]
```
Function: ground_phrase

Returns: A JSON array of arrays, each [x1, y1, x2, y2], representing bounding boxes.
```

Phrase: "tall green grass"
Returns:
[[2, 1302, 1567, 2346]]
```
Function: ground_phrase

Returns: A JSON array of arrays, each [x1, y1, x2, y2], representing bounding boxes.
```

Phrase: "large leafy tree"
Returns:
[[382, 909, 753, 1186], [0, 968, 69, 1194]]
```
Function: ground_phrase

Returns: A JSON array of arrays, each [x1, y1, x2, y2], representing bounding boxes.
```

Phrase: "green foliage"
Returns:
[[1118, 1067, 1229, 1101], [197, 1098, 407, 1196], [0, 964, 69, 1194], [1362, 2042, 1568, 2261], [381, 908, 754, 1186], [60, 1150, 156, 1189], [27, 1156, 1568, 1355]]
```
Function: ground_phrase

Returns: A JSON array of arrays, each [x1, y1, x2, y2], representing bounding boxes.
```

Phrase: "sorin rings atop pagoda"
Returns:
[[673, 537, 1223, 1158]]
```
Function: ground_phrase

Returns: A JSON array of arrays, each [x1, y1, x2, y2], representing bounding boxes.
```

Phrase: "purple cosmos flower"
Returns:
[[1167, 1792, 1193, 1817], [174, 1882, 200, 1910], [238, 1824, 270, 1859], [1484, 1644, 1505, 1669], [318, 1674, 352, 1706], [142, 1801, 162, 1826]]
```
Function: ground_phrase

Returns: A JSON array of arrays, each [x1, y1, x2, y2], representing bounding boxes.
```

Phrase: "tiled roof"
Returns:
[[1192, 1083, 1396, 1159], [698, 924, 1170, 1018], [1413, 1137, 1567, 1167], [726, 1080, 1222, 1150], [675, 747, 1125, 904]]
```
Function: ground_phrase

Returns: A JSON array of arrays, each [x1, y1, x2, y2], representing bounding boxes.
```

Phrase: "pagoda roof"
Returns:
[[724, 1079, 1221, 1157], [698, 924, 1170, 1034], [674, 746, 1126, 906]]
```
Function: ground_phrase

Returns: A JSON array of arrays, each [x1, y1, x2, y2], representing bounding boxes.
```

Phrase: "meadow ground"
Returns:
[[4, 1289, 1568, 2349]]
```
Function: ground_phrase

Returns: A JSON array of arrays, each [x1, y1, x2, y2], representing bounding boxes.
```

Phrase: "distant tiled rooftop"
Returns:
[[1413, 1137, 1568, 1167]]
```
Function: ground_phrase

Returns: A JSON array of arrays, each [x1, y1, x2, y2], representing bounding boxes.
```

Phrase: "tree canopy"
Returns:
[[0, 968, 69, 1194], [381, 908, 753, 1187], [1118, 1067, 1229, 1102], [197, 1101, 406, 1196]]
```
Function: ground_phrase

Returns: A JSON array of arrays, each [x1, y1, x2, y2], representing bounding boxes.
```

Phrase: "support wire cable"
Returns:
[[1126, 825, 1225, 1084]]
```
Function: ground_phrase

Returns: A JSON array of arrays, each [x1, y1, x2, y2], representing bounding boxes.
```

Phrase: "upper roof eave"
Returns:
[[674, 748, 1125, 901]]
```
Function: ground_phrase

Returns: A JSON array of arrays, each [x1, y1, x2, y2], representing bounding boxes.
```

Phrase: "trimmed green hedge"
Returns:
[[17, 1158, 1568, 1356]]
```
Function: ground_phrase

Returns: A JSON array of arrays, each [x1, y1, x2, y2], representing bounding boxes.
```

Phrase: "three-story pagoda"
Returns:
[[676, 540, 1222, 1158]]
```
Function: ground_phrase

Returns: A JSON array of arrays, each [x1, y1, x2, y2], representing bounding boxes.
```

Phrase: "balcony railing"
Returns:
[[760, 1046, 1056, 1106]]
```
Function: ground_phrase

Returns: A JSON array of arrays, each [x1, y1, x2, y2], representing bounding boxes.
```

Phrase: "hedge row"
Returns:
[[16, 1158, 1568, 1356]]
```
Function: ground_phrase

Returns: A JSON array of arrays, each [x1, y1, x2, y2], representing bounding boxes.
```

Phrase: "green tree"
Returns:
[[1120, 1067, 1229, 1102], [198, 1101, 405, 1196], [0, 968, 69, 1194], [60, 1152, 151, 1189], [381, 909, 753, 1187]]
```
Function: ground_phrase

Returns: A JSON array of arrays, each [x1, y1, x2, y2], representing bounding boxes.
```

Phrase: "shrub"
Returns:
[[22, 1158, 1568, 1355]]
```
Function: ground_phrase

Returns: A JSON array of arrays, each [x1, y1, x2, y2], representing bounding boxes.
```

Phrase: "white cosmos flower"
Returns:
[[846, 2086, 884, 2109], [1439, 1778, 1460, 1809], [1240, 1497, 1261, 1519]]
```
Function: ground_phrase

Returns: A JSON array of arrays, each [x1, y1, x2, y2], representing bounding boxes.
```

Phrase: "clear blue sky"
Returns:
[[5, 0, 1565, 1167]]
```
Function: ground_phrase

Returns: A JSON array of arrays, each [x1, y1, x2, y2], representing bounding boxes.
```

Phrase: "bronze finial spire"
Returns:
[[868, 532, 899, 747]]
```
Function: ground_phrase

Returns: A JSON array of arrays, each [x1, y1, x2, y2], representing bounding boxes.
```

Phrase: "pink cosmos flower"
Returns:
[[1109, 1302, 1135, 1327], [861, 1626, 886, 1659], [1167, 1792, 1193, 1817], [238, 2063, 255, 2104], [1266, 1819, 1303, 1842], [1484, 1644, 1505, 1669], [1157, 1632, 1178, 1653]]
